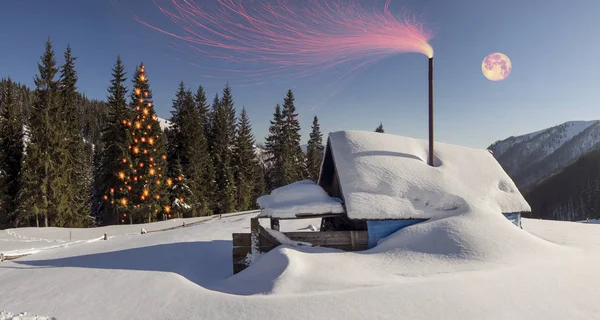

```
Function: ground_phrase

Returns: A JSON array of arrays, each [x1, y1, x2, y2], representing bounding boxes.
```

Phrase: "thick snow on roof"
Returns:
[[328, 131, 530, 220], [257, 180, 344, 219]]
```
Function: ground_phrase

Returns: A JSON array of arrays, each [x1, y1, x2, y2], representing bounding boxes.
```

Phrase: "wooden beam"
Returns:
[[258, 224, 281, 247], [232, 233, 251, 247], [284, 231, 368, 248], [295, 213, 344, 219]]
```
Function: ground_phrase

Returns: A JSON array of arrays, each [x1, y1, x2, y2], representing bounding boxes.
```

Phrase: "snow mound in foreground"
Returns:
[[371, 204, 561, 260], [0, 311, 55, 320], [234, 204, 565, 295]]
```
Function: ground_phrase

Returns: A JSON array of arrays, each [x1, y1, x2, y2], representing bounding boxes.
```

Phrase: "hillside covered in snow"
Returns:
[[489, 120, 599, 192], [1, 209, 600, 319]]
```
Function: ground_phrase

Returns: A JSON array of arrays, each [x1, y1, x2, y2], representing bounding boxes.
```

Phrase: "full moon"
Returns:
[[482, 53, 512, 81]]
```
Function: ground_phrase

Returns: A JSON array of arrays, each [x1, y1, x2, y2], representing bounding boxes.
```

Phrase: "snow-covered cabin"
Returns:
[[317, 131, 530, 248]]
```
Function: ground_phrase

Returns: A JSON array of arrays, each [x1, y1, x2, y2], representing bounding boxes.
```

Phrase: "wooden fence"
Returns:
[[232, 217, 368, 274]]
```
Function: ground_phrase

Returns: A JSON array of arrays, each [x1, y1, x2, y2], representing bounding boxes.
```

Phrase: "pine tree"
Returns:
[[233, 107, 261, 211], [20, 39, 60, 227], [167, 160, 193, 219], [306, 115, 323, 182], [123, 64, 169, 223], [166, 82, 187, 178], [95, 56, 131, 225], [195, 86, 216, 211], [212, 84, 237, 213], [0, 79, 24, 227], [194, 85, 212, 143], [265, 104, 285, 191], [281, 89, 306, 184], [168, 82, 213, 216], [375, 123, 384, 133], [54, 45, 92, 227]]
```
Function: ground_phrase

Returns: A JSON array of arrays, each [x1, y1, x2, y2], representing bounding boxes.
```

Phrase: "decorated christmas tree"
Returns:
[[104, 64, 171, 224]]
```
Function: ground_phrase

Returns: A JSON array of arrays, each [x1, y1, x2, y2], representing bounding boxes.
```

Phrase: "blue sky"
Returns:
[[1, 0, 599, 148]]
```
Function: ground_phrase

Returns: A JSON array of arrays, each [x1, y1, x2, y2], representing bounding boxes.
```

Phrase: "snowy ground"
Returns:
[[1, 212, 600, 319]]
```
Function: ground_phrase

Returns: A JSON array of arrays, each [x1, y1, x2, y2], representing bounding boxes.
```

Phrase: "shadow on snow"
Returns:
[[11, 240, 288, 296]]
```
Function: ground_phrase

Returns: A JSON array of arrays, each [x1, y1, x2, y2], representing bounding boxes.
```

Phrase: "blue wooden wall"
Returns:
[[366, 213, 522, 248], [503, 213, 521, 228], [366, 220, 425, 248]]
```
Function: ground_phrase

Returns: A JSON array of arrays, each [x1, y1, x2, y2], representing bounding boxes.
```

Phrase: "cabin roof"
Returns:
[[320, 130, 531, 220], [257, 180, 345, 219]]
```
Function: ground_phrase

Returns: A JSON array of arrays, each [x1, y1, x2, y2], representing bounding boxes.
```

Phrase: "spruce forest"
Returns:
[[0, 40, 325, 229]]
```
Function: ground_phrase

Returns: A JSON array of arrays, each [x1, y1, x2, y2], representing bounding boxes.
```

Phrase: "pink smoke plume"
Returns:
[[137, 0, 434, 81]]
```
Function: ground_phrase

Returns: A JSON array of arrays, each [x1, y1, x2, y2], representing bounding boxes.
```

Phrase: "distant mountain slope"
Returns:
[[157, 117, 171, 131], [488, 120, 599, 192], [525, 146, 600, 221]]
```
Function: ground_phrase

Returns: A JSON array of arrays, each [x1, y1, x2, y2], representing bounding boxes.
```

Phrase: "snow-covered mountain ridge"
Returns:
[[488, 120, 600, 192], [157, 116, 171, 131]]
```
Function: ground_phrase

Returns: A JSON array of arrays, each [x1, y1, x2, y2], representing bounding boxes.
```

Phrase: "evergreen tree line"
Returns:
[[0, 39, 325, 228]]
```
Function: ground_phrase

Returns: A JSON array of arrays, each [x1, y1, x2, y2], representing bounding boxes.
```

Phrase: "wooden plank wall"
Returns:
[[232, 218, 368, 274]]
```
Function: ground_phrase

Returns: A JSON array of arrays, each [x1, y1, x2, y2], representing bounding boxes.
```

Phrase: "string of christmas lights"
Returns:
[[104, 64, 182, 224]]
